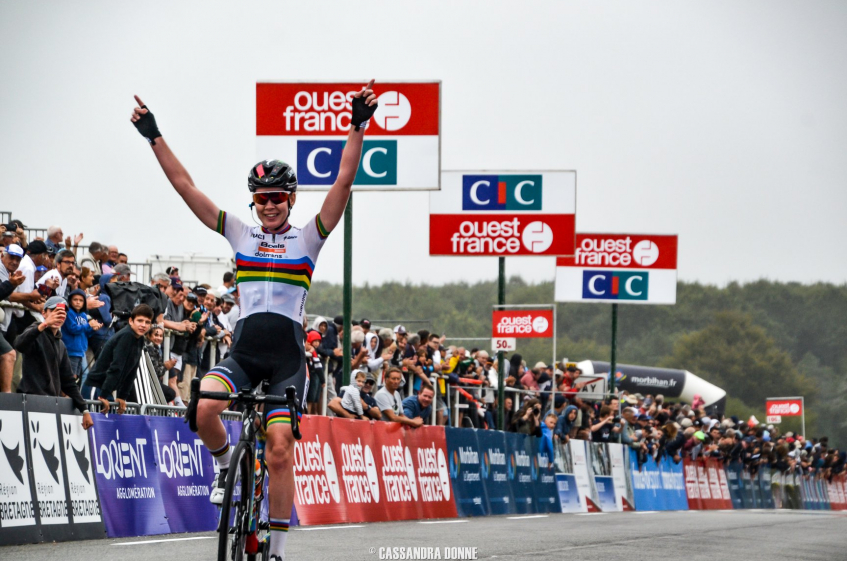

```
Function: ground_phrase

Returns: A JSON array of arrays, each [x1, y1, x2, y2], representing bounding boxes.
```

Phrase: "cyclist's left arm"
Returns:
[[318, 80, 378, 233]]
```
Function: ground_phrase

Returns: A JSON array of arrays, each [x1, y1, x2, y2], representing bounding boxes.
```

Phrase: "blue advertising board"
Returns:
[[444, 427, 489, 517], [530, 435, 560, 514], [555, 474, 582, 513], [628, 450, 688, 511], [725, 461, 745, 509], [594, 476, 617, 512], [475, 430, 515, 515], [502, 432, 535, 514]]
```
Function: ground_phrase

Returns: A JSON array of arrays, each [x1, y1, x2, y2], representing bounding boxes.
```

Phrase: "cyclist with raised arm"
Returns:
[[130, 81, 378, 561]]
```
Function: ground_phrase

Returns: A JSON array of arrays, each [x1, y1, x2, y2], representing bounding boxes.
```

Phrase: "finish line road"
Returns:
[[4, 510, 847, 561]]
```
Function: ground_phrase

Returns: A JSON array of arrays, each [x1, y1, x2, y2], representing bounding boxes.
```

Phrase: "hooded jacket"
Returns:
[[89, 274, 114, 342], [364, 332, 385, 373], [61, 289, 94, 357], [15, 322, 87, 413], [555, 405, 579, 440]]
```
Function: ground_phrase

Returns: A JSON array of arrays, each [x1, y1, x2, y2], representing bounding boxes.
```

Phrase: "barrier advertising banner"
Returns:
[[0, 394, 40, 546], [445, 428, 488, 517], [608, 444, 635, 511], [256, 81, 440, 191], [684, 458, 731, 510], [628, 450, 688, 511], [553, 439, 584, 513], [292, 417, 456, 525], [569, 440, 600, 512], [555, 233, 678, 305], [430, 170, 576, 256], [475, 429, 515, 515], [503, 432, 535, 514], [531, 436, 560, 514], [587, 443, 618, 512]]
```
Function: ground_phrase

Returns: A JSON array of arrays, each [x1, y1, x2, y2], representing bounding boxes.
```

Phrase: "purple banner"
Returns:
[[89, 414, 168, 537], [148, 416, 219, 533]]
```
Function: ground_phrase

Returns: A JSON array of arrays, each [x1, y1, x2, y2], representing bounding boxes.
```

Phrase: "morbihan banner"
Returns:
[[555, 233, 678, 305], [256, 82, 440, 191], [430, 170, 576, 256]]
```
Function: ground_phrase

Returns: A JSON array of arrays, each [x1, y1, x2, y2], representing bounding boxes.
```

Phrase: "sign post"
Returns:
[[766, 397, 805, 438], [555, 233, 678, 396], [257, 81, 441, 385]]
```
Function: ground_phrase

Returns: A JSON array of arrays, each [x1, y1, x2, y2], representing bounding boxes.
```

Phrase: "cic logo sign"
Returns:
[[582, 271, 649, 301], [297, 140, 397, 186], [462, 175, 542, 211]]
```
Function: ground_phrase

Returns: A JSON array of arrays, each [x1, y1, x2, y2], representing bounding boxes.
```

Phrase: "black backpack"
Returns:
[[103, 282, 166, 320]]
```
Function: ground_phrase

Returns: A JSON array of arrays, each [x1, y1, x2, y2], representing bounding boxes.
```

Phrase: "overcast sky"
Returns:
[[2, 1, 846, 287]]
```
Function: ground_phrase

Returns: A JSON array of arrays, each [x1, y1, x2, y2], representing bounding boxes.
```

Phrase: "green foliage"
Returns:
[[308, 278, 847, 444]]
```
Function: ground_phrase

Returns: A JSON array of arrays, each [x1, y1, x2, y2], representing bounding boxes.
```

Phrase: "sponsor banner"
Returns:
[[555, 234, 678, 305], [569, 440, 599, 512], [586, 443, 617, 512], [553, 438, 585, 513], [293, 417, 456, 525], [89, 413, 168, 537], [475, 430, 515, 515], [612, 365, 686, 399], [765, 398, 803, 417], [594, 476, 617, 512], [628, 449, 687, 511], [492, 310, 553, 339], [256, 82, 440, 191], [758, 467, 776, 510], [445, 428, 488, 517], [724, 461, 745, 509], [430, 171, 576, 257], [147, 416, 218, 533], [608, 444, 635, 511], [741, 468, 757, 508], [502, 432, 535, 514], [684, 459, 732, 510], [0, 394, 40, 546]]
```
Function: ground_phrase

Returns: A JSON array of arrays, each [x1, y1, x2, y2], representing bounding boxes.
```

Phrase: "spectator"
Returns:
[[541, 412, 557, 460], [151, 272, 170, 292], [216, 271, 235, 297], [305, 329, 325, 414], [44, 226, 80, 255], [402, 385, 434, 425], [37, 248, 76, 297], [102, 245, 120, 274], [86, 274, 115, 359], [85, 304, 154, 413], [221, 292, 239, 325], [375, 367, 422, 427], [79, 241, 107, 275], [364, 331, 393, 375], [350, 329, 368, 372], [112, 263, 133, 282], [198, 291, 227, 377], [14, 296, 93, 429], [339, 369, 367, 418], [179, 290, 207, 400], [3, 244, 44, 339], [555, 404, 579, 443], [145, 326, 177, 404], [117, 253, 128, 265], [60, 289, 102, 380], [78, 266, 96, 291], [512, 398, 542, 436], [591, 405, 621, 443], [0, 264, 25, 392]]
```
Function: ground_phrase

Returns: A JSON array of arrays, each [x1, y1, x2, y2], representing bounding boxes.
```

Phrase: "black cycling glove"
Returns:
[[351, 95, 378, 131], [133, 105, 162, 145]]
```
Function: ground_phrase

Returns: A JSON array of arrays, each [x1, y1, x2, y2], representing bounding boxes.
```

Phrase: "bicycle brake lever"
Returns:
[[285, 386, 302, 441]]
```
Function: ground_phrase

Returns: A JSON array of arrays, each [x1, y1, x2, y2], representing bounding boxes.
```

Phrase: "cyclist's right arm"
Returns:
[[131, 96, 219, 231]]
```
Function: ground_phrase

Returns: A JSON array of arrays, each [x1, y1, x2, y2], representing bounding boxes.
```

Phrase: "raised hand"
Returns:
[[351, 79, 378, 131], [130, 95, 161, 144]]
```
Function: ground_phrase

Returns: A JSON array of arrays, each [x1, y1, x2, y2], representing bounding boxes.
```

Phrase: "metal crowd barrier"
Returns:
[[85, 399, 241, 421]]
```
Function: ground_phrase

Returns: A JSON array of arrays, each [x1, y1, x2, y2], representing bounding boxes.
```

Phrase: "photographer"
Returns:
[[591, 405, 621, 443], [512, 398, 543, 436]]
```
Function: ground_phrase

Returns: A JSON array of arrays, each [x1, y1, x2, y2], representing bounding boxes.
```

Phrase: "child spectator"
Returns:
[[145, 325, 178, 404], [61, 289, 102, 380], [340, 369, 367, 418]]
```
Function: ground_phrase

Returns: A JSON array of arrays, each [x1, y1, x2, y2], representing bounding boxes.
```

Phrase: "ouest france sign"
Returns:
[[429, 170, 576, 256], [555, 233, 678, 304], [256, 81, 440, 191]]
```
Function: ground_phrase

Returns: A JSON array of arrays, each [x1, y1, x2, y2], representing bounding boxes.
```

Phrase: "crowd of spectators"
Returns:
[[2, 218, 841, 481]]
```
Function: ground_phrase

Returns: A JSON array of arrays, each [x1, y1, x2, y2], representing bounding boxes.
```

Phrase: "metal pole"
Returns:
[[609, 303, 618, 395], [801, 396, 805, 439], [497, 256, 506, 430], [550, 304, 557, 414], [342, 194, 353, 387], [430, 376, 437, 426]]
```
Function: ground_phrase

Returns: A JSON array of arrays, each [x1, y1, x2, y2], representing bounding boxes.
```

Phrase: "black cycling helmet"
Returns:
[[247, 159, 298, 193]]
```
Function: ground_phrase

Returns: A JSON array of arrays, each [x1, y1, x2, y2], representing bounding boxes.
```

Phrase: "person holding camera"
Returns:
[[591, 405, 622, 443], [512, 398, 543, 436]]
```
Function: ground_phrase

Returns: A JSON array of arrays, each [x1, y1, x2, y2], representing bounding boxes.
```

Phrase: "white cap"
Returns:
[[5, 243, 24, 258]]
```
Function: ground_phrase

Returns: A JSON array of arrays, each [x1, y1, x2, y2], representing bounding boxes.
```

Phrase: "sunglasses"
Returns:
[[252, 191, 290, 206]]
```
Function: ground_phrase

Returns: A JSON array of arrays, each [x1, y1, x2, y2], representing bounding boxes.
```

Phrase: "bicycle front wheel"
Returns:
[[218, 441, 253, 561]]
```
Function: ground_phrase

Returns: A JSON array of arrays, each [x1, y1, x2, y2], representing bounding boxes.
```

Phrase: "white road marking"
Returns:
[[507, 515, 549, 520], [418, 520, 468, 524], [113, 536, 215, 546], [634, 511, 658, 514], [296, 525, 365, 531], [576, 512, 607, 516]]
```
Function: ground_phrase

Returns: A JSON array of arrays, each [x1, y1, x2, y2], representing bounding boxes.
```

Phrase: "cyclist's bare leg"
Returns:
[[196, 377, 230, 456], [265, 422, 295, 558]]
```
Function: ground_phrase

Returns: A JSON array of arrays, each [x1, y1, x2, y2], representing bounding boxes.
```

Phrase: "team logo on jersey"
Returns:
[[257, 242, 286, 257]]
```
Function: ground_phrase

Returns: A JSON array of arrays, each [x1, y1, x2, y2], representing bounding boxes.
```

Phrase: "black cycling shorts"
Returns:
[[202, 312, 307, 429]]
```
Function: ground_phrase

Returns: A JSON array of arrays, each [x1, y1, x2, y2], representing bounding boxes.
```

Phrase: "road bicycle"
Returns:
[[188, 377, 302, 561]]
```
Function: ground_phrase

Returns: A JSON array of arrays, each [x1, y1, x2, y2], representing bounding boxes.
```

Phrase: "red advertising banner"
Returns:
[[492, 310, 554, 338], [765, 399, 803, 417], [684, 458, 732, 510], [257, 82, 440, 136], [429, 214, 576, 257], [556, 234, 678, 270], [293, 416, 456, 525]]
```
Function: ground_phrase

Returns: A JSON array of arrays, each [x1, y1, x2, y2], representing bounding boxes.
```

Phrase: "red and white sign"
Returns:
[[766, 398, 803, 417], [492, 338, 517, 352], [429, 170, 576, 256], [256, 81, 440, 191], [555, 233, 678, 305], [293, 416, 456, 525], [492, 310, 553, 338], [766, 415, 782, 424]]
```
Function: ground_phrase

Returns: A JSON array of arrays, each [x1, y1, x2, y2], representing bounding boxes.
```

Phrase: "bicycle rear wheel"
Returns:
[[218, 441, 253, 561]]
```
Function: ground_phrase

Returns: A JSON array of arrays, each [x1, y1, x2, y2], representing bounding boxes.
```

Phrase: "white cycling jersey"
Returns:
[[215, 210, 330, 324]]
